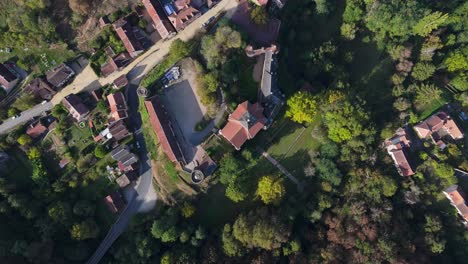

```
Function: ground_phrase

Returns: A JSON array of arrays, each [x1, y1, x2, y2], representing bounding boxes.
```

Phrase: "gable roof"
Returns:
[[26, 120, 48, 139], [144, 97, 184, 162], [62, 94, 89, 116], [388, 149, 414, 177], [0, 63, 18, 83], [142, 0, 176, 38], [444, 185, 468, 220], [167, 3, 200, 31], [113, 75, 129, 89], [107, 92, 128, 122], [220, 101, 266, 150], [24, 78, 56, 100], [414, 111, 463, 140], [104, 191, 126, 213], [46, 64, 74, 88], [113, 19, 144, 58]]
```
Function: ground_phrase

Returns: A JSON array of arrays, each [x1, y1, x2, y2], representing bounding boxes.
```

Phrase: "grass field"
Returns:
[[139, 97, 159, 160]]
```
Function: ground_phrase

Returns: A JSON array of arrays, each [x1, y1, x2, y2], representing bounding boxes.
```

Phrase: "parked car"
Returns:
[[136, 141, 141, 149], [11, 114, 20, 120], [41, 100, 48, 105]]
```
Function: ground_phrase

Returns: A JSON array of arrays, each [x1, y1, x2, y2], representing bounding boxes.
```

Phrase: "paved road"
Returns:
[[0, 102, 53, 134], [0, 0, 238, 135]]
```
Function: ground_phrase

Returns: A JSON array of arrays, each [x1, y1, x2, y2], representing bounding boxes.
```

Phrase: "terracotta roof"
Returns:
[[101, 58, 118, 77], [46, 64, 74, 88], [24, 78, 56, 100], [142, 0, 175, 39], [220, 101, 266, 150], [107, 92, 128, 121], [168, 4, 200, 31], [444, 185, 468, 221], [388, 149, 414, 177], [26, 121, 48, 139], [144, 97, 184, 162], [414, 112, 463, 140], [113, 19, 144, 58], [59, 158, 70, 169]]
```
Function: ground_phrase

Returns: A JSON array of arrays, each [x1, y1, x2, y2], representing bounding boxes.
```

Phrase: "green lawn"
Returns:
[[67, 122, 95, 156], [139, 97, 159, 160]]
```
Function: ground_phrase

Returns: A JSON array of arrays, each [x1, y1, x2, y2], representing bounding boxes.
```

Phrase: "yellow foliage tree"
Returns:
[[256, 176, 285, 205], [285, 91, 317, 124], [181, 202, 196, 218]]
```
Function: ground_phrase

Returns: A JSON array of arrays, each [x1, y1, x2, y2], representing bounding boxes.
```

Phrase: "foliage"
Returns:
[[341, 23, 357, 40], [17, 134, 32, 146], [70, 219, 100, 240], [314, 0, 330, 15], [444, 48, 468, 72], [250, 6, 268, 25], [411, 62, 436, 81], [200, 26, 242, 70], [413, 12, 448, 37], [181, 202, 196, 218], [285, 91, 317, 124], [414, 83, 442, 106], [256, 176, 285, 205], [93, 145, 107, 158], [12, 92, 39, 111]]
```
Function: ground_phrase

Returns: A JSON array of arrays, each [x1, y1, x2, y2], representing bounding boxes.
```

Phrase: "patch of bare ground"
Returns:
[[151, 160, 177, 205]]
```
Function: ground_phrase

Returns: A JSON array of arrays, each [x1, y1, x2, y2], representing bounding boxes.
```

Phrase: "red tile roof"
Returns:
[[100, 58, 118, 77], [107, 92, 127, 121], [26, 121, 48, 139], [414, 111, 463, 140], [389, 149, 414, 177], [220, 101, 266, 150], [144, 97, 184, 162], [444, 185, 468, 221], [167, 2, 201, 31], [142, 0, 176, 39], [113, 19, 144, 58]]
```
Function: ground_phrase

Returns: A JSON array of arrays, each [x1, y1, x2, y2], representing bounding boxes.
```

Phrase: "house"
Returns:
[[104, 191, 126, 214], [142, 0, 176, 39], [164, 0, 201, 31], [414, 112, 464, 144], [385, 128, 414, 177], [144, 97, 185, 163], [99, 15, 111, 28], [24, 78, 56, 100], [111, 144, 139, 171], [100, 52, 131, 77], [220, 101, 267, 150], [0, 63, 19, 93], [116, 174, 131, 188], [113, 19, 145, 58], [113, 75, 129, 89], [26, 120, 48, 139], [443, 185, 468, 224], [95, 120, 130, 143], [107, 92, 128, 122], [46, 64, 75, 88], [62, 94, 90, 121]]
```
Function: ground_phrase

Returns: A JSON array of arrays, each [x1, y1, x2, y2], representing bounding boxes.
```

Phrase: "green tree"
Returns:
[[48, 202, 71, 223], [181, 202, 195, 218], [251, 6, 268, 25], [203, 72, 218, 93], [73, 200, 95, 217], [94, 145, 107, 158], [17, 134, 32, 146], [285, 91, 317, 124], [314, 0, 330, 15], [411, 62, 436, 81], [200, 26, 242, 69], [169, 39, 192, 59], [70, 219, 100, 240], [413, 12, 448, 37], [444, 48, 468, 72], [12, 92, 38, 111], [256, 176, 285, 205], [341, 23, 357, 40], [414, 83, 442, 106]]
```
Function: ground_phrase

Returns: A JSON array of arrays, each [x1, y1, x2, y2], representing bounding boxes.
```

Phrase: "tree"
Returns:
[[414, 83, 442, 105], [256, 176, 285, 205], [251, 6, 268, 25], [28, 147, 41, 159], [12, 92, 38, 111], [413, 12, 448, 37], [70, 219, 100, 240], [73, 200, 95, 217], [444, 48, 468, 72], [203, 73, 218, 93], [285, 91, 317, 124], [48, 202, 71, 223], [201, 26, 242, 69], [314, 0, 330, 15], [17, 134, 32, 146], [52, 104, 67, 119], [225, 179, 249, 202], [8, 107, 19, 117], [316, 159, 342, 187], [94, 145, 107, 158], [411, 62, 436, 81], [341, 23, 357, 40], [169, 39, 192, 59], [393, 97, 411, 111], [181, 202, 195, 218], [69, 0, 92, 15]]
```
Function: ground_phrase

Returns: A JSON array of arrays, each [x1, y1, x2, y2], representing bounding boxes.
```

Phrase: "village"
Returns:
[[1, 0, 468, 263]]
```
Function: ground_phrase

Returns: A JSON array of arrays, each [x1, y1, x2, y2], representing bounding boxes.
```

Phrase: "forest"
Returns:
[[0, 0, 468, 263]]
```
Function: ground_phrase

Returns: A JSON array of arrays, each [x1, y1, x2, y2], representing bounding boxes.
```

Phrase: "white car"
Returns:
[[11, 114, 20, 120], [41, 100, 48, 105]]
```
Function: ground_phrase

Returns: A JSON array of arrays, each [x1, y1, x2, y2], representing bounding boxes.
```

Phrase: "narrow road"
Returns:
[[0, 0, 238, 135], [256, 147, 304, 192], [0, 102, 53, 133]]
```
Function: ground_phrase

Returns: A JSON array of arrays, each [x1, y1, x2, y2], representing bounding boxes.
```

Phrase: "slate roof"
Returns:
[[24, 78, 56, 100], [46, 64, 74, 88]]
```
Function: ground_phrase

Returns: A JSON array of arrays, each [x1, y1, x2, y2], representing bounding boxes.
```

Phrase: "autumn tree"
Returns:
[[256, 176, 285, 205], [285, 91, 317, 124], [17, 134, 32, 146], [70, 219, 100, 240], [250, 6, 268, 25]]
